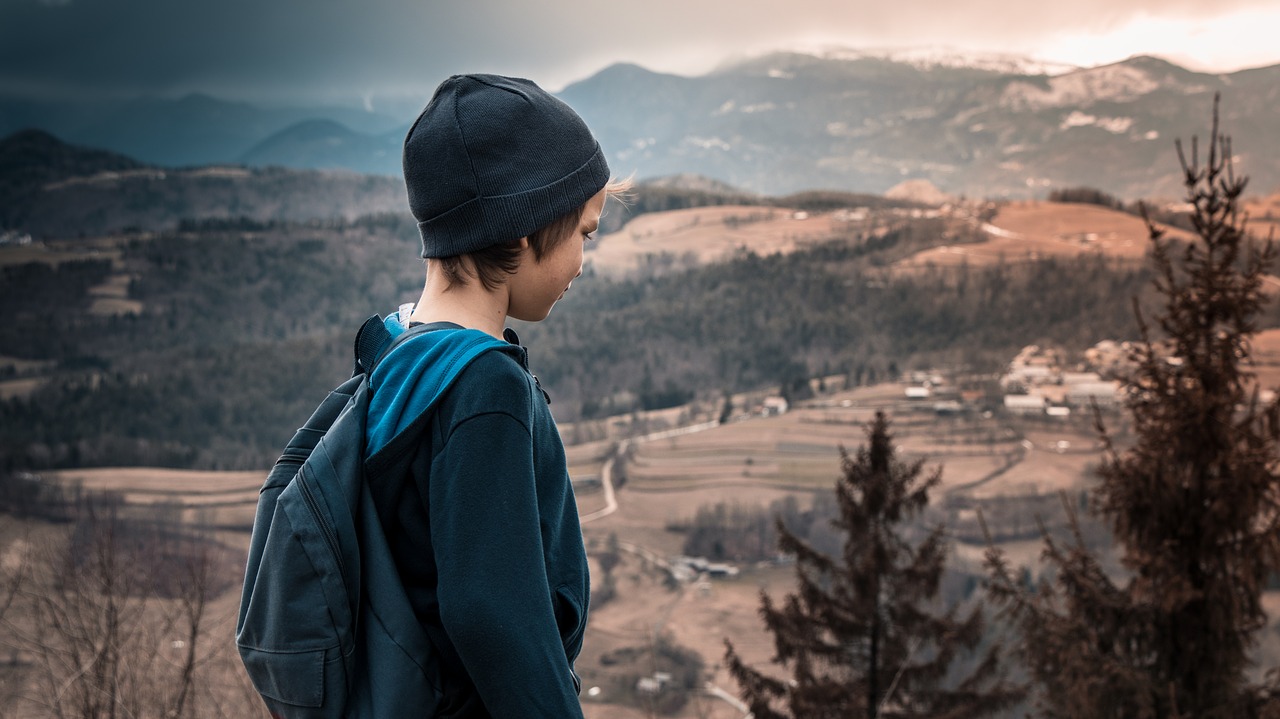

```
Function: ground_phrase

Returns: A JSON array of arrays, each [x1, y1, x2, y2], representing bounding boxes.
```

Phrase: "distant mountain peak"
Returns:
[[595, 61, 661, 77], [238, 118, 398, 173], [560, 62, 689, 95], [1112, 54, 1188, 70]]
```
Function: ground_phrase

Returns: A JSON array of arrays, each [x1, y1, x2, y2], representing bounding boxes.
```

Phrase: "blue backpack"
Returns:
[[236, 315, 510, 718]]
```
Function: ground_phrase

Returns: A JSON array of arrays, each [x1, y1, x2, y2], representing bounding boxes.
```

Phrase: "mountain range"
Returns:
[[2, 50, 1279, 200], [561, 52, 1280, 199]]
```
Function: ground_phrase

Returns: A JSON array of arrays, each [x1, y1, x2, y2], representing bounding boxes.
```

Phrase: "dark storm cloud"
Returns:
[[0, 0, 1275, 102], [0, 0, 542, 100]]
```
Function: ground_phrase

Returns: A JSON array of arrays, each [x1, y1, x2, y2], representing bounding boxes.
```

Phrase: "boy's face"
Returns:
[[507, 188, 607, 322]]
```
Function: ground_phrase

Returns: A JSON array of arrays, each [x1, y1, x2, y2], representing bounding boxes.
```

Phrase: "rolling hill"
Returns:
[[0, 131, 408, 238]]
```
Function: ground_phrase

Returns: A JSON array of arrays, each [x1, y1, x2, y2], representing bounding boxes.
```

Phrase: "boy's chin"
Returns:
[[508, 306, 554, 323]]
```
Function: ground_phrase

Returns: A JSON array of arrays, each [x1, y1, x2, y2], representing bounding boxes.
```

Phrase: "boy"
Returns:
[[362, 74, 626, 717]]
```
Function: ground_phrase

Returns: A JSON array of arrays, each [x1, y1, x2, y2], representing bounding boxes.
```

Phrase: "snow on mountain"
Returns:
[[1058, 111, 1136, 134], [779, 44, 1080, 76]]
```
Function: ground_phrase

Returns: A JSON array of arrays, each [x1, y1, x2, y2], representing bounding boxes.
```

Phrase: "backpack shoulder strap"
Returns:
[[353, 315, 392, 377], [352, 315, 454, 378]]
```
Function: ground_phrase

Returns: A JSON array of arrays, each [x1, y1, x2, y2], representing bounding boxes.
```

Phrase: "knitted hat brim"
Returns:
[[417, 144, 610, 259]]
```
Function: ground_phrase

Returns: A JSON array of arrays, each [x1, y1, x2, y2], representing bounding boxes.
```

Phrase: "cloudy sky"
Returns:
[[2, 0, 1279, 109]]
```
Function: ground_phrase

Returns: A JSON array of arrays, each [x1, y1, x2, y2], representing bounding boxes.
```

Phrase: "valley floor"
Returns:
[[9, 367, 1280, 716]]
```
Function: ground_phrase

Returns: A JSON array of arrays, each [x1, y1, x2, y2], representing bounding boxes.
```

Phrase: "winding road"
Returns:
[[580, 420, 720, 524], [577, 419, 754, 717]]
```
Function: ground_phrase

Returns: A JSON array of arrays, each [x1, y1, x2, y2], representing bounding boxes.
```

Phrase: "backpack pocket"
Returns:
[[237, 478, 356, 716], [239, 645, 341, 710]]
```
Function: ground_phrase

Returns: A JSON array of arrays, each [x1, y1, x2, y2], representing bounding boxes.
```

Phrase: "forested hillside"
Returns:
[[0, 206, 1175, 471]]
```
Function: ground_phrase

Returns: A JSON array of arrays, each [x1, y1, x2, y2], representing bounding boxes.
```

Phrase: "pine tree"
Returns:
[[725, 411, 1023, 718], [984, 96, 1280, 718]]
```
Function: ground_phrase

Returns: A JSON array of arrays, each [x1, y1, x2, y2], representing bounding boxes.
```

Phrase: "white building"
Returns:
[[1067, 381, 1123, 408], [1004, 394, 1047, 414], [762, 396, 789, 415], [1002, 365, 1055, 388], [1061, 371, 1103, 386]]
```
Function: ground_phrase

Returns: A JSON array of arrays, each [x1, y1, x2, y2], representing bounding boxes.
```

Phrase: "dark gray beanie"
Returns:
[[403, 74, 610, 259]]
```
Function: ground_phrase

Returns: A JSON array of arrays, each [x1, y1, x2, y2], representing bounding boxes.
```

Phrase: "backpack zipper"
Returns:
[[297, 470, 345, 578]]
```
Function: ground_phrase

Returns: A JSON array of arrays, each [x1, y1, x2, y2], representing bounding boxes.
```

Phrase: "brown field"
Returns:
[[962, 428, 1102, 499], [1251, 328, 1280, 392], [0, 376, 45, 400], [48, 466, 263, 493], [1244, 191, 1280, 241], [894, 200, 1190, 271], [0, 356, 55, 374], [88, 272, 144, 315], [0, 357, 56, 399], [587, 205, 864, 276], [0, 236, 125, 267], [45, 467, 263, 529]]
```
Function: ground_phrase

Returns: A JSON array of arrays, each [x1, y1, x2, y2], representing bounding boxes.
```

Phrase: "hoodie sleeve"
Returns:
[[426, 367, 584, 718]]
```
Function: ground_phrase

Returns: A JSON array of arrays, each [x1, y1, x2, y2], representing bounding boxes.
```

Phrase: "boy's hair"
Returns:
[[435, 178, 632, 291]]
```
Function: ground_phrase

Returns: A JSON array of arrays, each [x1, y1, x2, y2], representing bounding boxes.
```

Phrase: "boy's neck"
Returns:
[[410, 266, 510, 339]]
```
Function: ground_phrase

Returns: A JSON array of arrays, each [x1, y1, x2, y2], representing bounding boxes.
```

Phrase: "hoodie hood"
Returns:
[[365, 317, 517, 460]]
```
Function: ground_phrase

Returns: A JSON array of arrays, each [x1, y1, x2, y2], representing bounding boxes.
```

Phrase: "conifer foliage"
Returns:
[[725, 411, 1023, 718], [984, 97, 1280, 718]]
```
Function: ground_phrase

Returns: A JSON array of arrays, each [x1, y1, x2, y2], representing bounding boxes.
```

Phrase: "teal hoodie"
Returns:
[[363, 318, 589, 718]]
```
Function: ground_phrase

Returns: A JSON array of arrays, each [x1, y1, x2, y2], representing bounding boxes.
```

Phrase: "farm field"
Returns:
[[47, 467, 262, 529], [1248, 327, 1280, 392], [1244, 191, 1280, 240], [586, 204, 868, 276], [0, 235, 126, 268], [893, 200, 1190, 271]]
